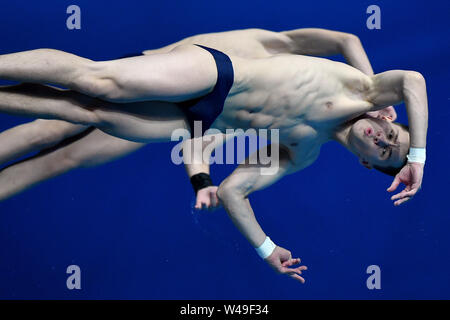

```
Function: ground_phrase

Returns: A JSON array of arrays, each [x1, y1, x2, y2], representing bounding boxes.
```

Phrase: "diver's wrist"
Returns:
[[190, 172, 213, 194], [255, 236, 276, 259], [406, 147, 426, 164]]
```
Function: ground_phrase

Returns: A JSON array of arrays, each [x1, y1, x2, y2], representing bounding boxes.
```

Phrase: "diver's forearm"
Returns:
[[219, 191, 266, 248], [216, 144, 293, 247], [182, 137, 211, 178], [403, 72, 428, 148], [183, 133, 229, 178], [369, 70, 428, 147], [184, 162, 210, 177]]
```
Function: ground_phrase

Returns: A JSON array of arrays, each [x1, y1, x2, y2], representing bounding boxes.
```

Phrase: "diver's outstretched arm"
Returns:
[[369, 70, 428, 206], [216, 144, 307, 283], [369, 71, 427, 151]]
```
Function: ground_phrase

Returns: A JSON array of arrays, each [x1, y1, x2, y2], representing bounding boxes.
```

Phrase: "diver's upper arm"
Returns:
[[280, 28, 358, 56], [367, 70, 406, 107]]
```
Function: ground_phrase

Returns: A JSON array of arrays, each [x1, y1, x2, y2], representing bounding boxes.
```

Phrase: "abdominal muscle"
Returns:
[[214, 55, 344, 131]]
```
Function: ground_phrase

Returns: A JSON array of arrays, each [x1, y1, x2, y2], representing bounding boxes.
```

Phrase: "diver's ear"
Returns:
[[379, 106, 397, 122], [381, 115, 394, 122], [359, 158, 373, 169]]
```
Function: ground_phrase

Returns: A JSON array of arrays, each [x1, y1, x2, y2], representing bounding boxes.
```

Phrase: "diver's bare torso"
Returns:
[[212, 53, 375, 169], [136, 29, 375, 169], [147, 29, 376, 169]]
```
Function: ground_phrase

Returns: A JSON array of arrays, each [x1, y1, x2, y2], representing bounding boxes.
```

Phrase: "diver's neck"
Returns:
[[333, 123, 352, 147]]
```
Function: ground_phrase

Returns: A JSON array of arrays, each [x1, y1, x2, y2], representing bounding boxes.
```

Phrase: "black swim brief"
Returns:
[[118, 45, 234, 138]]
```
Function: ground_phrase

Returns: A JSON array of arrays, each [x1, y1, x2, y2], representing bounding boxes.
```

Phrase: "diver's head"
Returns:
[[348, 117, 410, 176]]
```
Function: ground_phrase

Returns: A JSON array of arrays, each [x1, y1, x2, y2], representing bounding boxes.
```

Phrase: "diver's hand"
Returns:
[[265, 246, 307, 283], [195, 186, 221, 211], [367, 106, 397, 121], [387, 162, 424, 206]]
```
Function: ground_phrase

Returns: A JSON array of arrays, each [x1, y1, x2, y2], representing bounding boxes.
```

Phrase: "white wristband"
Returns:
[[406, 147, 426, 164], [255, 236, 276, 259]]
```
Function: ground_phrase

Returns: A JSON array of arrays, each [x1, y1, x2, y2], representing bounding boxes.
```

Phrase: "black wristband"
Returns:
[[190, 173, 213, 194]]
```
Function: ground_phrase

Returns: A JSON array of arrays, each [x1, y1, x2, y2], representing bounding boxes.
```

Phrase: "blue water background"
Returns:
[[0, 0, 449, 299]]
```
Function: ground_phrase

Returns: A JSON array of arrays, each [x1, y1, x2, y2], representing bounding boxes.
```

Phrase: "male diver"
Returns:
[[0, 28, 396, 200], [0, 28, 427, 283]]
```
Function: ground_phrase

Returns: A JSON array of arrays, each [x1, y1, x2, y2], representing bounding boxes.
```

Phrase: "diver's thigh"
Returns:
[[94, 100, 190, 143], [99, 45, 218, 102], [63, 129, 145, 168]]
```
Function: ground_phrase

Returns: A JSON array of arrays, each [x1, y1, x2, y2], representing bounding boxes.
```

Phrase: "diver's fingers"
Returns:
[[284, 265, 308, 276], [289, 273, 306, 284], [282, 258, 301, 267], [195, 198, 208, 210], [281, 263, 307, 275], [194, 199, 202, 210], [394, 197, 411, 206], [391, 189, 416, 201], [387, 176, 401, 192]]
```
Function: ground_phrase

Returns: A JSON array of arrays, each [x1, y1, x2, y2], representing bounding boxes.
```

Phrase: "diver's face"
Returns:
[[348, 117, 410, 169]]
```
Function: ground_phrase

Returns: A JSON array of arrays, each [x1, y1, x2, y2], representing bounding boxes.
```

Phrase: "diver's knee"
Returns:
[[75, 76, 121, 101], [72, 61, 124, 101]]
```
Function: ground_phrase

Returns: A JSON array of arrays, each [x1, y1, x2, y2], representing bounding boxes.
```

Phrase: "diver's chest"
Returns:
[[288, 141, 322, 170], [279, 124, 323, 165], [280, 124, 320, 147]]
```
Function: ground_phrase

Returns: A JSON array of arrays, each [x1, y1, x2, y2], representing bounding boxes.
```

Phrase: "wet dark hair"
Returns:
[[373, 123, 409, 177], [373, 160, 407, 177]]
